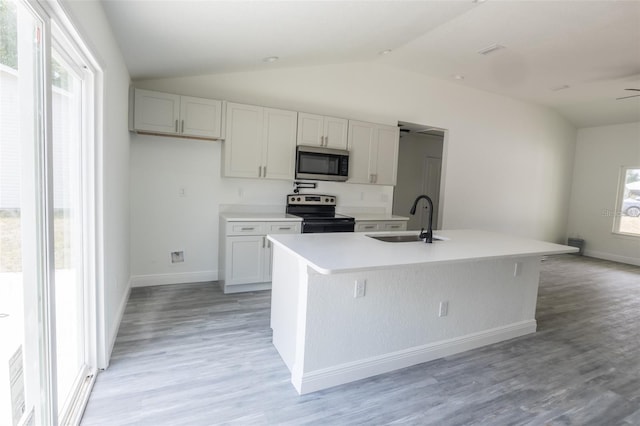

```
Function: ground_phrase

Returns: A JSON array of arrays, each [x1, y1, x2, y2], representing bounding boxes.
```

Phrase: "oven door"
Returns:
[[302, 219, 355, 233]]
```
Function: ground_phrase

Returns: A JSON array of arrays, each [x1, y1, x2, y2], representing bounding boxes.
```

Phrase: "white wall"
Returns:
[[63, 0, 131, 366], [567, 122, 640, 266], [132, 61, 576, 282]]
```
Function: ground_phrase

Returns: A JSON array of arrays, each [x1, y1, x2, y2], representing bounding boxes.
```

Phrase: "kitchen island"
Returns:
[[267, 230, 578, 395]]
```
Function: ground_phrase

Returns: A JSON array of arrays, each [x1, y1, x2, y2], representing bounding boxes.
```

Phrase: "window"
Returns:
[[614, 167, 640, 236]]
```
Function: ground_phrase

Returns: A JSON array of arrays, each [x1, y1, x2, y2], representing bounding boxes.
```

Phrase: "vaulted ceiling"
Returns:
[[101, 0, 640, 128]]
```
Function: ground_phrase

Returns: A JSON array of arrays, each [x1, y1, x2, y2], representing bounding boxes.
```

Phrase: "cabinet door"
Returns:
[[324, 116, 348, 149], [226, 235, 265, 285], [355, 222, 381, 232], [347, 120, 375, 184], [180, 96, 222, 138], [263, 237, 273, 282], [374, 125, 399, 185], [263, 108, 297, 180], [133, 89, 180, 134], [383, 221, 407, 231], [224, 103, 263, 178], [297, 113, 324, 146]]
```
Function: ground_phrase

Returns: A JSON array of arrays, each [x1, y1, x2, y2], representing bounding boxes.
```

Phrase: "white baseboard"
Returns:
[[293, 320, 536, 395], [583, 250, 640, 267], [130, 270, 218, 287]]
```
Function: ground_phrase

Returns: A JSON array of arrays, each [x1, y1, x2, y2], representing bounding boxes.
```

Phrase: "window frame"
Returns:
[[612, 165, 640, 238]]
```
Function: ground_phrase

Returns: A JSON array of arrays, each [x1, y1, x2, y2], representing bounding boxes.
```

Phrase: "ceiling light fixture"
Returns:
[[263, 56, 279, 63], [477, 43, 505, 56], [379, 49, 392, 55]]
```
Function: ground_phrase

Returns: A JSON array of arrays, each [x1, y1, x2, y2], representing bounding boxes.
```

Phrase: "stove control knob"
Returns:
[[324, 198, 329, 203], [330, 197, 335, 203], [297, 197, 301, 201], [290, 197, 295, 202]]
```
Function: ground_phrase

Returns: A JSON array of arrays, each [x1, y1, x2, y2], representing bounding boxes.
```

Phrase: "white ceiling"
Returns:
[[101, 0, 640, 128]]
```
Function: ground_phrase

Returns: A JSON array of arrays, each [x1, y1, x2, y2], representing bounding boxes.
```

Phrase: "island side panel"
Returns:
[[296, 256, 541, 394], [271, 246, 307, 371]]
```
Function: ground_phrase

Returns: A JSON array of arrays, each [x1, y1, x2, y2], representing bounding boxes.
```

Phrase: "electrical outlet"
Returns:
[[439, 301, 448, 317], [354, 279, 366, 298], [171, 251, 184, 263]]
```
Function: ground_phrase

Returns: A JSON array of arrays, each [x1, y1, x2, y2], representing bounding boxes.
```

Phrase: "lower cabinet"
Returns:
[[219, 219, 301, 293], [354, 220, 408, 232]]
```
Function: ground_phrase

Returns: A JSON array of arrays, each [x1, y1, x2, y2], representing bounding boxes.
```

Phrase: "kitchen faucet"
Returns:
[[409, 195, 434, 243]]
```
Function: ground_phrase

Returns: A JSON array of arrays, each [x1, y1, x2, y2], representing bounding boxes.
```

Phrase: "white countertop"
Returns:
[[267, 229, 579, 274], [220, 212, 302, 222], [349, 214, 409, 221]]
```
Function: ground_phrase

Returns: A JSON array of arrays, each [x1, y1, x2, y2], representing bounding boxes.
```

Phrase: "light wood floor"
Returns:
[[81, 255, 640, 425]]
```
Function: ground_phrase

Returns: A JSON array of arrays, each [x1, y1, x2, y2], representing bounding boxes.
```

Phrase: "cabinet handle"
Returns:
[[324, 136, 327, 146], [241, 227, 255, 231], [263, 166, 267, 177], [181, 119, 184, 133], [263, 236, 266, 248], [258, 165, 262, 177], [320, 136, 323, 146], [364, 225, 375, 229], [373, 174, 378, 183], [278, 227, 291, 230], [175, 119, 178, 132]]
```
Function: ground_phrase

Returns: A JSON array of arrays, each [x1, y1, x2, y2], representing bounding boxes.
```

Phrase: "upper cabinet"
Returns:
[[131, 88, 223, 139], [347, 120, 399, 186], [297, 113, 348, 149], [223, 102, 297, 180]]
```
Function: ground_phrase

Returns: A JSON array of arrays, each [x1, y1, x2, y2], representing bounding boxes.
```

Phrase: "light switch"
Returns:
[[354, 280, 366, 298]]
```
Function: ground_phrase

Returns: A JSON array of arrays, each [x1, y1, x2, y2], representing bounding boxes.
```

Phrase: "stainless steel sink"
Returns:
[[367, 234, 445, 243]]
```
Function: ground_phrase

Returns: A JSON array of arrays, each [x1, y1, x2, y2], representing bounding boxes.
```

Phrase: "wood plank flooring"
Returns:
[[81, 255, 640, 425]]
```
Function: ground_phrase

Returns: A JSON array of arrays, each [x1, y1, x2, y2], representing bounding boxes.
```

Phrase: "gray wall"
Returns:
[[393, 132, 444, 230]]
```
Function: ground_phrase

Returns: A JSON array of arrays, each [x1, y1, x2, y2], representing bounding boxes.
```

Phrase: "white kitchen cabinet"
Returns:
[[131, 88, 223, 139], [219, 217, 301, 293], [223, 102, 297, 180], [297, 113, 348, 149], [354, 220, 408, 232], [347, 120, 399, 185]]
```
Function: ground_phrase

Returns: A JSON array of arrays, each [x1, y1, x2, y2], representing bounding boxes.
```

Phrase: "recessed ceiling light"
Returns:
[[550, 84, 570, 91], [263, 56, 279, 63], [477, 43, 505, 56], [379, 49, 392, 55], [453, 74, 465, 80]]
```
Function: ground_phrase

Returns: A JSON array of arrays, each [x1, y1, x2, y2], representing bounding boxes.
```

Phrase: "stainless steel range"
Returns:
[[286, 194, 355, 233]]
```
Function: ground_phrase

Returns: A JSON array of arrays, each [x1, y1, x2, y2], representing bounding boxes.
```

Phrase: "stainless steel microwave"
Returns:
[[295, 145, 349, 181]]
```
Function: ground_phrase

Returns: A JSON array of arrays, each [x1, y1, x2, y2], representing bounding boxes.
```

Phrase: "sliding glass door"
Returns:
[[0, 0, 97, 424], [51, 44, 94, 422]]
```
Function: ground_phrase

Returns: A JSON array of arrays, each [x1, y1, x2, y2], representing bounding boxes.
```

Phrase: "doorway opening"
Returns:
[[393, 121, 445, 231]]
